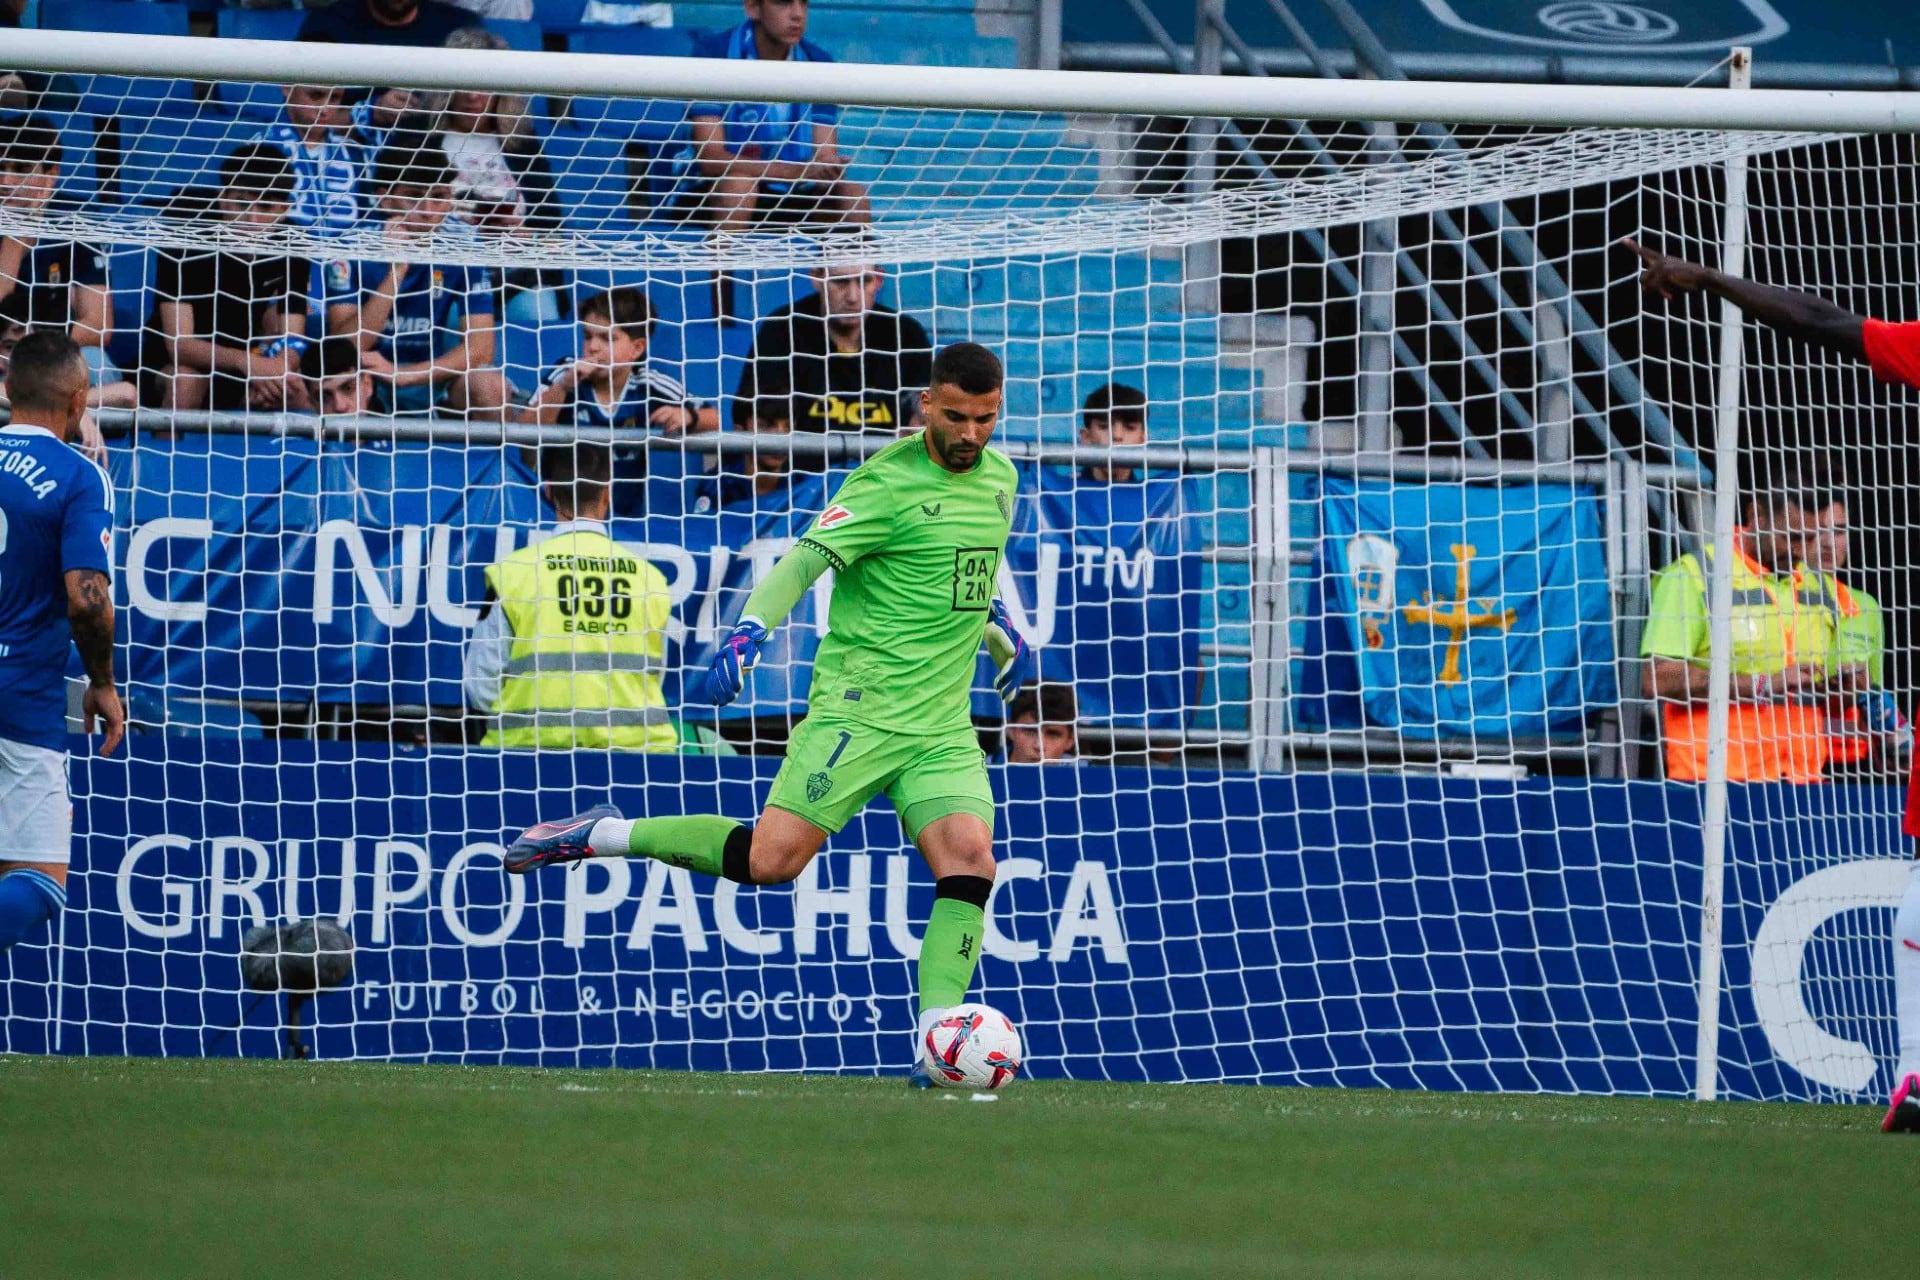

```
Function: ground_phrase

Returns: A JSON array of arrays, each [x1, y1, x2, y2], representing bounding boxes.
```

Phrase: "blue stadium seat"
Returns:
[[500, 289, 576, 395], [531, 0, 589, 31], [212, 8, 304, 117], [104, 247, 152, 373], [562, 27, 699, 154], [40, 0, 196, 117], [563, 24, 698, 57], [482, 17, 545, 50], [114, 115, 235, 207]]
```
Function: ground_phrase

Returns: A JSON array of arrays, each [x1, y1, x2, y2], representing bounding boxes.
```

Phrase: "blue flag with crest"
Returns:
[[1306, 476, 1617, 738]]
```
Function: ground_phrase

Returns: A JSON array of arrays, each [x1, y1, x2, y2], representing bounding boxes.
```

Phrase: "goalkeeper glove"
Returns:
[[706, 617, 769, 707], [985, 597, 1036, 704]]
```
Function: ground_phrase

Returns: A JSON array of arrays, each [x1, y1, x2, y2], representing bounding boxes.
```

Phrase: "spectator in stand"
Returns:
[[430, 29, 560, 236], [1004, 683, 1079, 764], [0, 115, 122, 395], [323, 146, 507, 419], [523, 286, 712, 433], [142, 145, 313, 415], [688, 0, 870, 231], [301, 336, 379, 419], [691, 397, 793, 514], [299, 0, 476, 50], [733, 261, 932, 438], [348, 88, 420, 167], [464, 445, 677, 752], [523, 285, 713, 514], [1080, 382, 1148, 483], [1641, 453, 1866, 783], [256, 64, 364, 236]]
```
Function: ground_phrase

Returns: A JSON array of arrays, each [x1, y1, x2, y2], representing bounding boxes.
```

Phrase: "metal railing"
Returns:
[[66, 408, 1706, 774]]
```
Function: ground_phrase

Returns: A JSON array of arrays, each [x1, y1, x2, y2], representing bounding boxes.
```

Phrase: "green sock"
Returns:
[[917, 898, 986, 1014], [620, 815, 744, 879]]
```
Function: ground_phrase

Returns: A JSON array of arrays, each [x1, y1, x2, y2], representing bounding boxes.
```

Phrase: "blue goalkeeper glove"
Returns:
[[706, 617, 769, 707], [985, 597, 1036, 704]]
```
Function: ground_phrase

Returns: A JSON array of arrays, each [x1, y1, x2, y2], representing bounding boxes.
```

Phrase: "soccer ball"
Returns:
[[921, 1003, 1022, 1090]]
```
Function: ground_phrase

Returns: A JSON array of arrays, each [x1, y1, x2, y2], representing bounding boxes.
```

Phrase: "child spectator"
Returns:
[[433, 28, 560, 236], [1080, 382, 1148, 483], [691, 398, 792, 514], [322, 146, 507, 419], [689, 0, 870, 230], [256, 70, 363, 235], [0, 114, 121, 392], [523, 286, 713, 433], [302, 336, 379, 419], [524, 286, 713, 514], [141, 144, 313, 414], [1005, 683, 1080, 764]]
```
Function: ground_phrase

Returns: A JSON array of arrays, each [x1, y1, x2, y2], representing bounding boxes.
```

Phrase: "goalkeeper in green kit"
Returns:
[[503, 342, 1035, 1084]]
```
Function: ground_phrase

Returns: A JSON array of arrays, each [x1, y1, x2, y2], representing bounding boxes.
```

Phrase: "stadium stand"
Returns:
[[1, 0, 1249, 745]]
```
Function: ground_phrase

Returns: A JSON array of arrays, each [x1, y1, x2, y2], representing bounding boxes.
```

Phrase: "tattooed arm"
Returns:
[[65, 568, 123, 756]]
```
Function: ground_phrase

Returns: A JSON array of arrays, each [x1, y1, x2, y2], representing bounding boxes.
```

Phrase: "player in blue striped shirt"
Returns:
[[0, 332, 121, 953]]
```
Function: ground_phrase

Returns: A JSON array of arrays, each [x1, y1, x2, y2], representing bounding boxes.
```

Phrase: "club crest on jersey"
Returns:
[[806, 771, 834, 803], [995, 489, 1010, 521], [817, 504, 855, 530]]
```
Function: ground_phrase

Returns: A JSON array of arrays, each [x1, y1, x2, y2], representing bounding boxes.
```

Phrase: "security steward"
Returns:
[[1641, 455, 1854, 783], [464, 445, 676, 751]]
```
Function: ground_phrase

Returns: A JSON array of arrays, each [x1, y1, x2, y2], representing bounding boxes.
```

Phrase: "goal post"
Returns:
[[0, 29, 1914, 1100]]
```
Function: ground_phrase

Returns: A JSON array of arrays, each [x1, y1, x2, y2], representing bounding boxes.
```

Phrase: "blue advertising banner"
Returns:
[[1009, 467, 1203, 728], [1308, 477, 1618, 738], [0, 740, 1904, 1104], [108, 439, 1205, 730]]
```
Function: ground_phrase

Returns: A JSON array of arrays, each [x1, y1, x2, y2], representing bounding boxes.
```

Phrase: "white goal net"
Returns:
[[0, 31, 1911, 1099]]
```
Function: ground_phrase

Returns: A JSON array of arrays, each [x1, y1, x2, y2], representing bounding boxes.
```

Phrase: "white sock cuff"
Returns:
[[588, 817, 636, 857]]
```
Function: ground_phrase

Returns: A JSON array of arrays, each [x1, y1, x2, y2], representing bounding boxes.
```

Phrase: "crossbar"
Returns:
[[10, 29, 1920, 132]]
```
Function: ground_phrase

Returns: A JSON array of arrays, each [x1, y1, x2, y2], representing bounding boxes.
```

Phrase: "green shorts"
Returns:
[[767, 715, 995, 839]]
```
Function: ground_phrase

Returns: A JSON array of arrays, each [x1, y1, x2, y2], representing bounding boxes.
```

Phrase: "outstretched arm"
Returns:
[[706, 544, 835, 706], [1623, 237, 1867, 362], [65, 567, 123, 756]]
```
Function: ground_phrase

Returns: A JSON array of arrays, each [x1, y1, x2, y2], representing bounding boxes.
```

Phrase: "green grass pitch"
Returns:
[[0, 1054, 1903, 1278]]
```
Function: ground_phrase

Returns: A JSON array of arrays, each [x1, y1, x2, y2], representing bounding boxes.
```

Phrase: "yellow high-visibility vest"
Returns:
[[482, 528, 675, 752]]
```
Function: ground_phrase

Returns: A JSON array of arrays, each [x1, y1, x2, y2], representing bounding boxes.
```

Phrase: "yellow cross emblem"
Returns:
[[1401, 544, 1517, 685]]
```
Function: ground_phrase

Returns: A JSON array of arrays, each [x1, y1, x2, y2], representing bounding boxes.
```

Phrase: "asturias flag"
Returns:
[[1309, 476, 1617, 738]]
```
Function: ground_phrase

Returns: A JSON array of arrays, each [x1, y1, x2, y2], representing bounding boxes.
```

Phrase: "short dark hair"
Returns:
[[1741, 449, 1843, 518], [1009, 681, 1077, 727], [302, 337, 365, 384], [580, 287, 652, 340], [1082, 381, 1146, 427], [0, 113, 60, 172], [4, 328, 86, 414], [541, 444, 612, 514], [929, 342, 1003, 397], [371, 140, 453, 194], [221, 142, 296, 203]]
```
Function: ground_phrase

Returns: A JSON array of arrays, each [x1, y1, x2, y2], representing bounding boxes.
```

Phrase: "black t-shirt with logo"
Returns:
[[144, 248, 304, 409], [733, 293, 934, 433]]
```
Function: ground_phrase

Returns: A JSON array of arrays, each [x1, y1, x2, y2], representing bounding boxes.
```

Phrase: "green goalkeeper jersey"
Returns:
[[795, 432, 1019, 734]]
